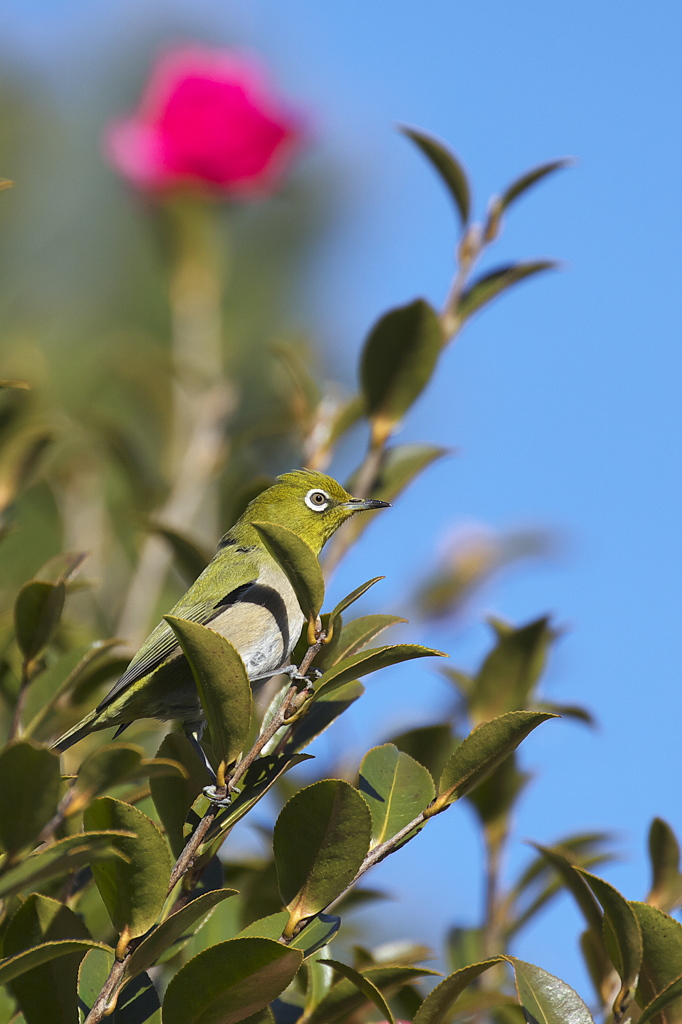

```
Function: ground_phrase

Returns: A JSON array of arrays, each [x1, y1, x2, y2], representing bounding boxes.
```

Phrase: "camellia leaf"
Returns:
[[435, 711, 556, 810], [647, 817, 682, 912], [78, 949, 161, 1024], [358, 744, 435, 848], [150, 733, 211, 858], [637, 974, 682, 1024], [306, 965, 439, 1024], [0, 940, 111, 988], [327, 577, 384, 638], [0, 830, 132, 900], [83, 798, 172, 939], [390, 723, 455, 784], [360, 299, 444, 445], [161, 936, 303, 1024], [319, 959, 395, 1024], [318, 614, 406, 672], [470, 617, 556, 725], [274, 779, 372, 937], [400, 126, 471, 226], [578, 868, 642, 1019], [165, 616, 252, 771], [239, 911, 340, 959], [457, 260, 558, 322], [314, 644, 446, 701], [630, 902, 682, 1020], [531, 844, 604, 936], [68, 743, 184, 815], [0, 742, 61, 854], [4, 894, 96, 1024], [14, 580, 65, 661], [412, 958, 506, 1024], [498, 157, 572, 213], [252, 521, 324, 639], [505, 956, 596, 1024], [123, 889, 238, 983], [276, 680, 365, 759]]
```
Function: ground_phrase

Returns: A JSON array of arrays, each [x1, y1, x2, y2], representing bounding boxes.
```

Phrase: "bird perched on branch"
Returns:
[[53, 469, 389, 754]]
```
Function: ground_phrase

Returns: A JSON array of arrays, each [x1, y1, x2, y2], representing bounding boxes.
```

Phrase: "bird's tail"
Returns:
[[52, 710, 102, 753]]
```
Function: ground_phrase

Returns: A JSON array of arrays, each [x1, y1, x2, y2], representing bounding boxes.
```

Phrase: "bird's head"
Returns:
[[243, 469, 390, 553]]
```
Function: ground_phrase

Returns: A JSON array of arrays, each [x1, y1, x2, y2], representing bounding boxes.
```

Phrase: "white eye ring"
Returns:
[[305, 488, 330, 512]]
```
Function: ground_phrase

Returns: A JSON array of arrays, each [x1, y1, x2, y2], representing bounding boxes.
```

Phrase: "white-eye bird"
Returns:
[[53, 470, 389, 754]]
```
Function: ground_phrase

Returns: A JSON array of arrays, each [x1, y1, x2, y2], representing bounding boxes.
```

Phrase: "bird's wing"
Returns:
[[97, 570, 257, 713]]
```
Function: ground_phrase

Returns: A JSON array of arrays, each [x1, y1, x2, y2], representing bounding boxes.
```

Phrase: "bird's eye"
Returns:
[[305, 488, 330, 511]]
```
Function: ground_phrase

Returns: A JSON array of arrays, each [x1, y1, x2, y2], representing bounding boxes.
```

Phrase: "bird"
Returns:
[[53, 469, 389, 756]]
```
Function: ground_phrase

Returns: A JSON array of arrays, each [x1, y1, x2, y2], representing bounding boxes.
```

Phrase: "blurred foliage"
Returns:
[[0, 63, 679, 1024]]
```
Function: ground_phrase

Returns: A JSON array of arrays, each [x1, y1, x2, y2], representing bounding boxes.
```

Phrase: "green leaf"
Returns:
[[498, 158, 572, 213], [0, 742, 61, 854], [0, 830, 132, 899], [400, 126, 471, 226], [436, 712, 556, 809], [470, 617, 556, 725], [306, 965, 439, 1024], [578, 869, 642, 1019], [239, 911, 340, 958], [83, 798, 172, 938], [319, 959, 394, 1024], [275, 681, 364, 759], [505, 956, 595, 1024], [457, 261, 558, 322], [360, 300, 443, 442], [165, 616, 252, 770], [35, 551, 88, 587], [4, 894, 95, 1024], [145, 522, 210, 584], [318, 615, 405, 672], [314, 644, 446, 700], [162, 937, 303, 1024], [531, 845, 604, 936], [78, 949, 161, 1023], [358, 744, 435, 848], [412, 958, 506, 1024], [647, 817, 682, 912], [69, 743, 183, 814], [630, 902, 682, 1021], [638, 974, 682, 1024], [124, 889, 237, 983], [0, 428, 52, 513], [251, 521, 324, 630], [14, 581, 65, 661], [327, 578, 384, 638], [0, 940, 110, 989], [391, 723, 455, 784], [150, 733, 211, 858], [274, 779, 372, 935]]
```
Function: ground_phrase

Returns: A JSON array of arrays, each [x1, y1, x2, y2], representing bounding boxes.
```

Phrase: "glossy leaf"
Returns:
[[360, 300, 443, 442], [146, 522, 210, 583], [252, 521, 324, 630], [391, 723, 455, 784], [505, 956, 595, 1024], [327, 577, 384, 637], [630, 902, 682, 1020], [358, 744, 435, 847], [150, 733, 211, 858], [400, 126, 471, 225], [457, 261, 558, 322], [124, 889, 238, 983], [166, 616, 252, 769], [274, 779, 372, 935], [579, 869, 642, 1018], [14, 580, 65, 661], [0, 940, 110, 988], [436, 711, 556, 808], [239, 911, 340, 958], [78, 949, 161, 1023], [498, 158, 572, 212], [83, 798, 172, 938], [470, 617, 555, 725], [319, 959, 394, 1024], [318, 614, 405, 672], [314, 644, 446, 700], [638, 974, 682, 1024], [162, 937, 303, 1024], [0, 830, 132, 899], [306, 965, 439, 1024], [69, 743, 183, 814], [647, 817, 682, 912], [532, 844, 603, 936], [0, 742, 61, 854], [413, 958, 505, 1024]]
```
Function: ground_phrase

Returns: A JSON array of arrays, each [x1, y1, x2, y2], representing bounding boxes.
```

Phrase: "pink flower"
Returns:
[[106, 46, 303, 198]]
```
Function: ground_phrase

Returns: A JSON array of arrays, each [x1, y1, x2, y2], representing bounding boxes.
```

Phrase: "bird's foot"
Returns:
[[282, 664, 322, 688], [202, 785, 232, 808]]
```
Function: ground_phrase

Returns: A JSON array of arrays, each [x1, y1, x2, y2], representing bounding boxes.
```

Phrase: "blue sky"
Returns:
[[4, 0, 682, 1000]]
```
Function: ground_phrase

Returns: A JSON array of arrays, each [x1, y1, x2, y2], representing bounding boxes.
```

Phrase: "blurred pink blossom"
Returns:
[[105, 46, 303, 197]]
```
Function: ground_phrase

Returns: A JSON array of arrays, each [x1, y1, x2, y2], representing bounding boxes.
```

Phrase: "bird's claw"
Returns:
[[202, 785, 232, 807], [282, 665, 322, 687]]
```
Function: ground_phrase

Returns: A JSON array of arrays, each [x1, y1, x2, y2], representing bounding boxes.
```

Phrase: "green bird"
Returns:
[[53, 469, 389, 755]]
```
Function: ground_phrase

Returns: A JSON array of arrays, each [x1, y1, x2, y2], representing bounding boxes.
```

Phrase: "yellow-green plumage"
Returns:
[[53, 470, 388, 752]]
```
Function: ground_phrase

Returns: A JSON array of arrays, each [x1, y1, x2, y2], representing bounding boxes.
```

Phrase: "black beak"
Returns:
[[341, 498, 392, 511]]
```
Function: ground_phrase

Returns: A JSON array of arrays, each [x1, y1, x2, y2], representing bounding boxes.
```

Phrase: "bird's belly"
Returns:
[[209, 582, 305, 679]]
